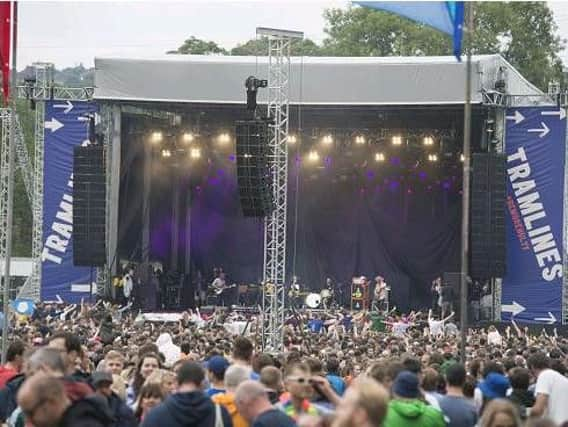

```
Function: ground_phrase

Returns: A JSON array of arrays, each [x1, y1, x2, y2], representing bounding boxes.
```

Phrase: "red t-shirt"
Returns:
[[0, 365, 17, 388]]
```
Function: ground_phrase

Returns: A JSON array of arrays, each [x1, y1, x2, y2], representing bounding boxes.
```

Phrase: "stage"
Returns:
[[93, 54, 541, 313]]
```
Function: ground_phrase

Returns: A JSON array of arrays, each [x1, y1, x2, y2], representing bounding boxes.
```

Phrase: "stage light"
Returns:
[[151, 131, 163, 144], [243, 153, 252, 159], [392, 135, 402, 146], [428, 154, 438, 162], [423, 136, 434, 146], [288, 135, 297, 144], [161, 149, 171, 158], [322, 134, 333, 145], [375, 152, 385, 162], [182, 132, 194, 143], [355, 135, 366, 145], [190, 147, 201, 159], [308, 150, 320, 162], [217, 133, 231, 144], [460, 154, 465, 162]]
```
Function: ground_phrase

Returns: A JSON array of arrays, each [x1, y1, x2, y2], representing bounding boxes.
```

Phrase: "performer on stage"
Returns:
[[288, 276, 302, 308], [211, 271, 231, 307], [372, 276, 389, 313], [322, 278, 335, 310], [431, 277, 442, 316]]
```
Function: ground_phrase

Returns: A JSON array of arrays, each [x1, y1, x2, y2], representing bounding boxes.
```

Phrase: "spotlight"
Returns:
[[322, 134, 333, 145], [391, 135, 402, 146], [288, 135, 297, 144], [423, 136, 434, 146], [217, 133, 231, 144], [355, 135, 366, 145], [460, 154, 465, 162], [428, 154, 439, 162], [243, 153, 252, 159], [151, 131, 163, 144], [190, 147, 201, 159], [308, 150, 320, 162], [375, 152, 385, 162], [182, 132, 194, 143], [161, 149, 171, 158]]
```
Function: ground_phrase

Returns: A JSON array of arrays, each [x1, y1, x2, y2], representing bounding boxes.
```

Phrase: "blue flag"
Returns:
[[11, 298, 36, 316], [353, 1, 464, 60]]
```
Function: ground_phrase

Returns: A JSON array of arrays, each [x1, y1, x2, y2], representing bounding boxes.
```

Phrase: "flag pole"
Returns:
[[1, 1, 17, 364], [459, 1, 473, 364]]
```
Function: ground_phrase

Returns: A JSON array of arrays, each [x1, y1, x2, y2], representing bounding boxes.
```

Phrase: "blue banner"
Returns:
[[40, 100, 98, 303], [502, 107, 566, 324]]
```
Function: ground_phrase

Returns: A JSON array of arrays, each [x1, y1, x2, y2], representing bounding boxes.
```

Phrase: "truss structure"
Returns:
[[258, 28, 303, 352]]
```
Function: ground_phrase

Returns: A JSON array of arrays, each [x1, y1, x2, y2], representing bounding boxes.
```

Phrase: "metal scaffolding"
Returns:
[[258, 27, 303, 352]]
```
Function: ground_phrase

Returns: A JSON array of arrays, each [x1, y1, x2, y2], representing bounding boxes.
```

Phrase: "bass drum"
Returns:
[[305, 293, 322, 309]]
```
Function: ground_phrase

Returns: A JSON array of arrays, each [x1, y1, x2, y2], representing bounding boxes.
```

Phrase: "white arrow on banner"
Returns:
[[55, 294, 63, 304], [506, 110, 525, 124], [71, 283, 97, 294], [534, 312, 557, 324], [44, 117, 64, 133], [527, 122, 550, 139], [541, 109, 566, 120], [53, 100, 74, 114], [501, 301, 526, 316]]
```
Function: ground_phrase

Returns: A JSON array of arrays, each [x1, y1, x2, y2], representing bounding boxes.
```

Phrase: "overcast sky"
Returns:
[[16, 1, 568, 69]]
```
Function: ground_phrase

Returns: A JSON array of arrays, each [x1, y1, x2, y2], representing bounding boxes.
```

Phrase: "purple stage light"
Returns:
[[228, 154, 236, 162], [389, 180, 400, 191], [366, 170, 375, 179], [442, 181, 451, 190], [390, 156, 401, 166], [418, 171, 427, 180]]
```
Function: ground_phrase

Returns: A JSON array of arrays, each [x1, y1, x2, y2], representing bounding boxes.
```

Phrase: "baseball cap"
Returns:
[[92, 371, 114, 387], [207, 356, 230, 376]]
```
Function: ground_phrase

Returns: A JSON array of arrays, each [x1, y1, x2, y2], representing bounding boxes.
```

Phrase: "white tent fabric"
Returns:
[[94, 54, 541, 105]]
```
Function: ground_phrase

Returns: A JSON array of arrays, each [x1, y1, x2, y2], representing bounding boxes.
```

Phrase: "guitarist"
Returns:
[[210, 271, 233, 307]]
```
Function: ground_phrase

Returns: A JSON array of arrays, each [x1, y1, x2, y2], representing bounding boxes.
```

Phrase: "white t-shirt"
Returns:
[[429, 319, 444, 337], [487, 330, 502, 346], [534, 369, 568, 424]]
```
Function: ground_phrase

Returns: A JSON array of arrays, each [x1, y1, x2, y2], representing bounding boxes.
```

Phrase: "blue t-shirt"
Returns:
[[253, 409, 296, 427], [206, 387, 225, 397], [438, 395, 477, 427], [308, 319, 324, 333]]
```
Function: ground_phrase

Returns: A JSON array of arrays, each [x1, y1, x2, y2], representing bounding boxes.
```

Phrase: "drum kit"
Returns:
[[305, 289, 335, 309]]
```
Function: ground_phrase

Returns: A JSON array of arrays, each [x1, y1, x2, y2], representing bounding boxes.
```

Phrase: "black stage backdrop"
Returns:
[[119, 139, 461, 311]]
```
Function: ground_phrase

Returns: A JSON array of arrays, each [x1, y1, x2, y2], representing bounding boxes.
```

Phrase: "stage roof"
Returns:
[[94, 54, 541, 106]]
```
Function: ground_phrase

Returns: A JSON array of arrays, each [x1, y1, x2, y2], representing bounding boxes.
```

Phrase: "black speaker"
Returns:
[[73, 145, 106, 266], [470, 152, 506, 279], [235, 120, 273, 217]]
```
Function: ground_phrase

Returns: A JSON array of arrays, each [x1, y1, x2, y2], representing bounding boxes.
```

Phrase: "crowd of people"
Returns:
[[0, 300, 567, 427]]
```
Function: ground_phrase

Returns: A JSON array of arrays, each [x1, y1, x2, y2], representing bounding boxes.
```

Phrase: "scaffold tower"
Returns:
[[258, 27, 303, 352]]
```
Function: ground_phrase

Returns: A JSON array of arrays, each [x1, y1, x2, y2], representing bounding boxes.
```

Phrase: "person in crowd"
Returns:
[[212, 365, 251, 427], [437, 363, 477, 427], [507, 367, 535, 420], [0, 340, 26, 388], [47, 331, 87, 379], [528, 352, 568, 424], [325, 357, 346, 397], [104, 350, 126, 376], [155, 333, 180, 367], [134, 382, 164, 424], [206, 355, 230, 397], [478, 399, 522, 427], [235, 380, 296, 427], [232, 337, 258, 379], [332, 377, 389, 427], [141, 361, 232, 427], [92, 370, 137, 427], [277, 363, 324, 421], [17, 373, 112, 427], [144, 369, 177, 397], [382, 371, 445, 427], [126, 352, 161, 407], [259, 366, 284, 404]]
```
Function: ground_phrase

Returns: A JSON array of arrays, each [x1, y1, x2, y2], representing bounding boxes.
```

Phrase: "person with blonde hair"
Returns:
[[479, 399, 522, 427], [332, 377, 389, 427], [144, 369, 177, 397]]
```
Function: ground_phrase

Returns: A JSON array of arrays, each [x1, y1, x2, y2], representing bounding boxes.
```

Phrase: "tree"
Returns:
[[230, 37, 324, 56], [321, 3, 565, 90], [168, 36, 228, 55]]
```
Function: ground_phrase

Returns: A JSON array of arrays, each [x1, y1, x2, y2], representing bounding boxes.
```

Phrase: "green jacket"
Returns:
[[383, 399, 446, 427]]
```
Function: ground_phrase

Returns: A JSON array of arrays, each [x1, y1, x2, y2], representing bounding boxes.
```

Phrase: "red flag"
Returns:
[[0, 1, 15, 105]]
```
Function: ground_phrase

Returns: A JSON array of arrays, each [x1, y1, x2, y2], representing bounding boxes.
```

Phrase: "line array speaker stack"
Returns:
[[235, 120, 273, 217], [470, 152, 506, 279], [73, 145, 106, 266]]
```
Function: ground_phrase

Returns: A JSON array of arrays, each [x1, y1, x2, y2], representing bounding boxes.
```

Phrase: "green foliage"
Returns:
[[167, 36, 228, 55], [231, 37, 324, 56]]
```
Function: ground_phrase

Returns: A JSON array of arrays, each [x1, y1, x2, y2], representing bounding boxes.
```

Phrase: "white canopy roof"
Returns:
[[94, 54, 541, 106]]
